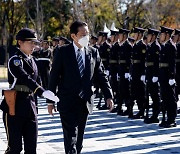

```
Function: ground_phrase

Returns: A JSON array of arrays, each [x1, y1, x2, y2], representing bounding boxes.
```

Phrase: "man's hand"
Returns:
[[48, 104, 57, 116], [106, 98, 114, 112]]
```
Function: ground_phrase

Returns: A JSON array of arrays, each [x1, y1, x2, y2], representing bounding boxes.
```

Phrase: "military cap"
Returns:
[[160, 26, 174, 35], [98, 31, 108, 37], [174, 29, 180, 35], [110, 30, 119, 35], [16, 28, 39, 42], [132, 27, 146, 33], [147, 28, 160, 36], [119, 28, 130, 34], [91, 35, 98, 41], [59, 36, 71, 44], [52, 37, 60, 41], [128, 37, 135, 42]]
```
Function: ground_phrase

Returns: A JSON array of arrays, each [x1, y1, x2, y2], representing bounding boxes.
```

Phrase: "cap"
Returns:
[[110, 22, 119, 35], [160, 26, 174, 35], [119, 28, 130, 34], [52, 37, 60, 41], [91, 35, 98, 41], [132, 27, 146, 33], [98, 31, 108, 37], [16, 28, 39, 42], [59, 36, 71, 44], [174, 29, 180, 35], [147, 28, 160, 36], [128, 37, 135, 43]]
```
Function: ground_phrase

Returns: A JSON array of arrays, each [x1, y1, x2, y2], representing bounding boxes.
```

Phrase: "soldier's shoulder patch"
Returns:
[[142, 49, 146, 53], [13, 59, 21, 66]]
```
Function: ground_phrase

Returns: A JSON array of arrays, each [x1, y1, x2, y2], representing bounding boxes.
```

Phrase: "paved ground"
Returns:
[[0, 81, 180, 154]]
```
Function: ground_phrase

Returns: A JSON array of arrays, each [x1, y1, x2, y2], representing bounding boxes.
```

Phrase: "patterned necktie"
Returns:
[[77, 49, 84, 77], [77, 49, 84, 98]]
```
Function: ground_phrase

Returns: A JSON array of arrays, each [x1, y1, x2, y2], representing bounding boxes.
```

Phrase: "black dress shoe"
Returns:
[[163, 121, 177, 128], [128, 112, 134, 118], [117, 109, 124, 115], [144, 117, 159, 124], [121, 110, 129, 116], [110, 107, 118, 113], [159, 120, 167, 127], [132, 112, 144, 119], [99, 104, 109, 110]]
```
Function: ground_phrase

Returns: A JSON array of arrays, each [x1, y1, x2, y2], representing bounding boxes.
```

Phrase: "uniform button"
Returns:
[[32, 73, 34, 75]]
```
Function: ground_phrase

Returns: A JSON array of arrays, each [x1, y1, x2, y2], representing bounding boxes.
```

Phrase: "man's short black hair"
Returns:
[[70, 21, 88, 34]]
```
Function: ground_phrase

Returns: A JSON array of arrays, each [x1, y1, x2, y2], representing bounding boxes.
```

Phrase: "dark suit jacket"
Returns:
[[48, 43, 113, 111]]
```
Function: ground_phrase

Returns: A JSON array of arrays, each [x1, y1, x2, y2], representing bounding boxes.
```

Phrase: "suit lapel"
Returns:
[[84, 47, 91, 79], [68, 43, 81, 78]]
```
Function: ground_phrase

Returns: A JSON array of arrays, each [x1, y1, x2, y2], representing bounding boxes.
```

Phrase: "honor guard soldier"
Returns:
[[37, 40, 52, 89], [159, 26, 177, 128], [108, 25, 119, 113], [59, 36, 71, 47], [129, 27, 147, 119], [90, 35, 98, 48], [52, 36, 60, 57], [116, 28, 132, 115], [144, 28, 161, 124], [173, 29, 180, 110], [0, 28, 58, 154], [98, 31, 112, 110]]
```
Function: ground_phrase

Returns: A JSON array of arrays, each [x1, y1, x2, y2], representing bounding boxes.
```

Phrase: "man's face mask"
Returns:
[[78, 35, 89, 47]]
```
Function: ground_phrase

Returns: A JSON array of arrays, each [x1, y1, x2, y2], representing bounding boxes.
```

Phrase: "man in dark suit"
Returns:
[[47, 21, 114, 154]]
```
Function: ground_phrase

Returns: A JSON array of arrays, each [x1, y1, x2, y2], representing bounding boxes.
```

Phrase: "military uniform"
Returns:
[[117, 38, 132, 115], [0, 28, 45, 154], [37, 44, 52, 89], [144, 28, 161, 124], [159, 26, 177, 128], [129, 27, 147, 118]]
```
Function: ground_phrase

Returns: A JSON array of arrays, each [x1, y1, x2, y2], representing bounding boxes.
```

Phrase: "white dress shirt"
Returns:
[[73, 41, 85, 66]]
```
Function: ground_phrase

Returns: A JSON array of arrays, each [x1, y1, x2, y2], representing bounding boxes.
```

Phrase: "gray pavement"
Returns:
[[0, 81, 180, 154]]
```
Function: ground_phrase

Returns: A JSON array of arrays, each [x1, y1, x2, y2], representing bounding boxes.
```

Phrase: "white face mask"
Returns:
[[78, 35, 89, 47]]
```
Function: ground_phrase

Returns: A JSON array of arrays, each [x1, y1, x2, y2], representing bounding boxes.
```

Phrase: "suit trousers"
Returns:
[[3, 112, 37, 154], [59, 97, 89, 154]]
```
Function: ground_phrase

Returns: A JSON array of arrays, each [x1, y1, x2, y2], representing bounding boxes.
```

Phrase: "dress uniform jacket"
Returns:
[[159, 39, 177, 123], [176, 42, 180, 96], [1, 48, 44, 117], [98, 41, 111, 70]]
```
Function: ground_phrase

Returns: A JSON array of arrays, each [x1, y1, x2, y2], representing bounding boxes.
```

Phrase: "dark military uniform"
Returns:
[[144, 29, 161, 123], [0, 28, 45, 154], [37, 48, 51, 89], [129, 28, 147, 118], [116, 39, 132, 115], [159, 27, 177, 127], [99, 41, 111, 70], [109, 42, 119, 111], [174, 29, 180, 103]]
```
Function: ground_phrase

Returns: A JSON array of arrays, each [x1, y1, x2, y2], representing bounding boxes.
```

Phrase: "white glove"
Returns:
[[152, 77, 158, 83], [169, 79, 176, 86], [128, 74, 132, 81], [125, 73, 130, 79], [140, 75, 146, 82], [42, 90, 59, 102], [105, 70, 109, 76]]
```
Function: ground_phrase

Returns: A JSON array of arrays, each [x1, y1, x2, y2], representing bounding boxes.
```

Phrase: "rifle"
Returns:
[[3, 89, 17, 115]]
